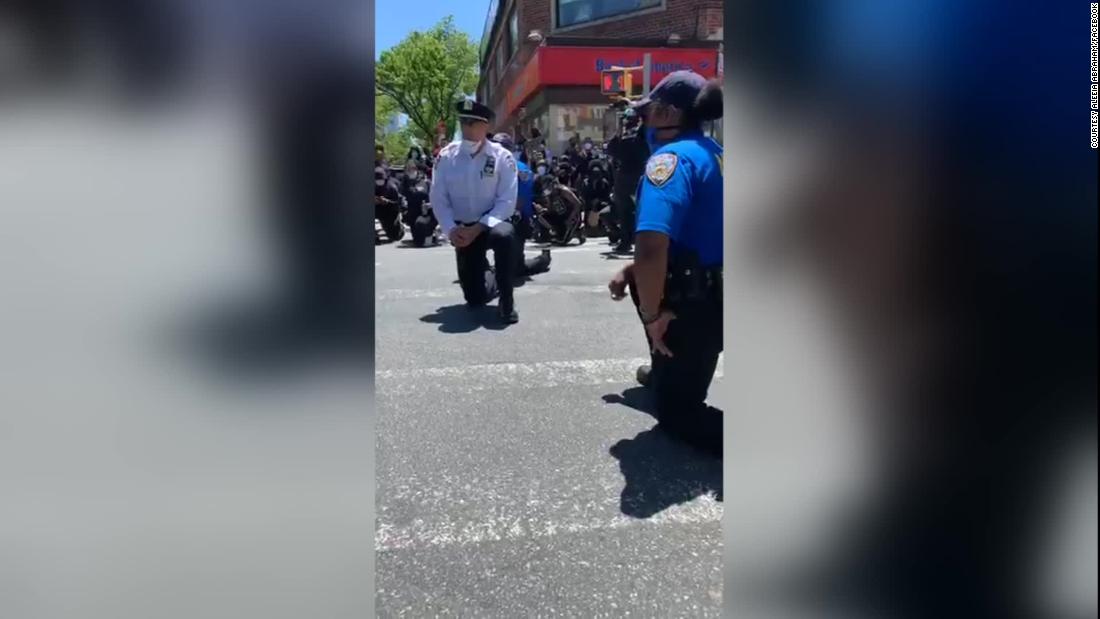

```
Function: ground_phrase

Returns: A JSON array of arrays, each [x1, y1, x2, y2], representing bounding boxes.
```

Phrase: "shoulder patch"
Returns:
[[645, 153, 679, 187]]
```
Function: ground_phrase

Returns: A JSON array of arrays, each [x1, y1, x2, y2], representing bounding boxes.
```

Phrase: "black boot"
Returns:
[[498, 296, 519, 324]]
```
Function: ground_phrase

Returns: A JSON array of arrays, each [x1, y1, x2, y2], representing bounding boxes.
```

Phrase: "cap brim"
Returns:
[[458, 113, 491, 123], [630, 96, 653, 110]]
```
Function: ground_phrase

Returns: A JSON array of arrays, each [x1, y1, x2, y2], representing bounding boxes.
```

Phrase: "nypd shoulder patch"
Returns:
[[645, 153, 679, 187]]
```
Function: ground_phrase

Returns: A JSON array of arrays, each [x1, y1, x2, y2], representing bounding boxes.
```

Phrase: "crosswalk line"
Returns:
[[378, 284, 609, 301], [376, 356, 724, 393], [376, 493, 722, 552]]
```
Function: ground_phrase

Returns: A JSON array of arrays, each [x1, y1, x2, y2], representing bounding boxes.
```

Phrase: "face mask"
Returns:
[[375, 179, 385, 186], [460, 139, 480, 153], [644, 127, 666, 151], [537, 166, 547, 175], [584, 143, 592, 151], [407, 171, 418, 180]]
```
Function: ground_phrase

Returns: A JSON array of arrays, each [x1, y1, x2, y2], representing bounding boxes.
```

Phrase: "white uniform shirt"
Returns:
[[429, 139, 518, 236]]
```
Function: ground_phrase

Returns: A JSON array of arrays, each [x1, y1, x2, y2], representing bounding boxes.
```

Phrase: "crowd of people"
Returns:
[[373, 106, 650, 255]]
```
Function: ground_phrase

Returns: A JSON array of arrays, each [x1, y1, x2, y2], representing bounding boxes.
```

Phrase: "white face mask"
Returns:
[[407, 170, 418, 180], [376, 179, 385, 186], [584, 143, 592, 151], [460, 139, 481, 153], [537, 166, 547, 175]]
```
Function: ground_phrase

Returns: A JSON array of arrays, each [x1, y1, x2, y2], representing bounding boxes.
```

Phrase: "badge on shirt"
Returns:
[[481, 156, 496, 178], [645, 153, 678, 187]]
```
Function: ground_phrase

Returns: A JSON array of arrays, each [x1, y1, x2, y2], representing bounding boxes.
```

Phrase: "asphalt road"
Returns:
[[375, 235, 725, 617]]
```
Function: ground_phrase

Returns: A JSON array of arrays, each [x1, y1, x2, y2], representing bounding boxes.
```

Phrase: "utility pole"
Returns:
[[643, 53, 652, 96]]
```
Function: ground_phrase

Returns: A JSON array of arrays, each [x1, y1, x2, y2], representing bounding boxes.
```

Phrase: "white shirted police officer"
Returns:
[[430, 99, 521, 324]]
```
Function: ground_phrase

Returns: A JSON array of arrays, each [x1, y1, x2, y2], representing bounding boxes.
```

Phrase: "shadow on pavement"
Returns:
[[601, 250, 634, 260], [419, 304, 509, 333], [395, 239, 444, 249], [602, 386, 655, 419], [609, 427, 723, 519]]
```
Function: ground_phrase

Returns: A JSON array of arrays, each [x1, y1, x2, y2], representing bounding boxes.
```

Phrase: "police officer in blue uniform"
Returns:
[[492, 132, 552, 278], [608, 71, 724, 457], [430, 99, 522, 324]]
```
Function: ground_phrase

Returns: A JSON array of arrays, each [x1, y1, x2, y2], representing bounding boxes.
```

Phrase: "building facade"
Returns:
[[478, 0, 723, 154]]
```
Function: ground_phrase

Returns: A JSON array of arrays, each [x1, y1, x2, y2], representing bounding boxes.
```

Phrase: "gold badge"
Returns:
[[645, 153, 679, 187], [463, 100, 473, 111]]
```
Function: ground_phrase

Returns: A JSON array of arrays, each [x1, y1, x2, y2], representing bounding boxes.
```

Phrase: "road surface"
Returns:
[[375, 236, 725, 617]]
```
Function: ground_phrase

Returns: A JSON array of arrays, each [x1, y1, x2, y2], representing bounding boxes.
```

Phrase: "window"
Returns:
[[547, 104, 607, 153], [555, 0, 661, 29], [508, 8, 519, 59]]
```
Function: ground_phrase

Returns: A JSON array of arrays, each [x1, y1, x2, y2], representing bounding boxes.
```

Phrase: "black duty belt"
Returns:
[[455, 206, 497, 227], [665, 265, 722, 304]]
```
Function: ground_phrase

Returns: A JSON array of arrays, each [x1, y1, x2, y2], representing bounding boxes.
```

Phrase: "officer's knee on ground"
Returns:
[[487, 222, 515, 247]]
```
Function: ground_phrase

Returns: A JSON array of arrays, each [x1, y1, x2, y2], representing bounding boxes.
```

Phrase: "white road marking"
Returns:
[[378, 284, 609, 301], [376, 493, 722, 552], [376, 356, 724, 393]]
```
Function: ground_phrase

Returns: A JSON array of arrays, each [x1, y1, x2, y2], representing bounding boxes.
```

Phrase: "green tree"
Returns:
[[376, 16, 479, 148], [375, 92, 414, 166]]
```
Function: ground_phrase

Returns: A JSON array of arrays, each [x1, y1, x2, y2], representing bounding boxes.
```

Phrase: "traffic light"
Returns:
[[601, 69, 626, 95]]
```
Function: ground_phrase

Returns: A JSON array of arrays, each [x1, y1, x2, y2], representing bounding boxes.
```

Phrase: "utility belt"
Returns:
[[664, 257, 722, 306], [456, 206, 497, 228]]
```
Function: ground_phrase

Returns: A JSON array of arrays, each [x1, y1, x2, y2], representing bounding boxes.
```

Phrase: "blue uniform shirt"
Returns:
[[634, 130, 723, 267], [516, 160, 535, 220]]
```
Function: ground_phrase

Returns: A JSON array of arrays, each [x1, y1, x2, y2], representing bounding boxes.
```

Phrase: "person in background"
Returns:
[[374, 163, 405, 243], [492, 133, 551, 278], [606, 106, 650, 253], [399, 159, 438, 246]]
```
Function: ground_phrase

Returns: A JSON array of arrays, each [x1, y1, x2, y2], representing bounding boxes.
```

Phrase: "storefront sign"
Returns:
[[540, 46, 718, 85], [502, 46, 719, 119]]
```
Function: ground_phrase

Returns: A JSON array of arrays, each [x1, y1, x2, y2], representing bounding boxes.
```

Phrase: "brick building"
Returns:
[[477, 0, 722, 154]]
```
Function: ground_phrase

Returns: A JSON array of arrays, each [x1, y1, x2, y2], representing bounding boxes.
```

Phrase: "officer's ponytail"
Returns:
[[691, 79, 723, 122]]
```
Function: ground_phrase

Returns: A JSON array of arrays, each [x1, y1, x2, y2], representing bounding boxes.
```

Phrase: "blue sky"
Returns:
[[375, 0, 490, 59]]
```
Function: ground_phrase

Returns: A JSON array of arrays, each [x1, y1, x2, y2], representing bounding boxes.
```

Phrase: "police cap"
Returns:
[[456, 98, 494, 124], [632, 70, 708, 112]]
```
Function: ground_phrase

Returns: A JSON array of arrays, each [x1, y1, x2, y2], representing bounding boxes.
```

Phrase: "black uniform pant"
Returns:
[[613, 191, 636, 247], [514, 216, 551, 277], [455, 222, 517, 307], [629, 279, 723, 456]]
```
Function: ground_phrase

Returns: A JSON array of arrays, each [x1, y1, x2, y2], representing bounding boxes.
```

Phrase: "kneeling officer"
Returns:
[[430, 99, 522, 324], [608, 71, 725, 457]]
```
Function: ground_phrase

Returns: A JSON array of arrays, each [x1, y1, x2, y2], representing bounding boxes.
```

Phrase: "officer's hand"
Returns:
[[646, 311, 677, 357], [449, 228, 471, 248], [608, 267, 630, 300]]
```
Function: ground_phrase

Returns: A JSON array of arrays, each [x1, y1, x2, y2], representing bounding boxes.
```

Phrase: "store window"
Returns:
[[548, 104, 610, 153], [507, 8, 519, 60], [496, 46, 506, 84], [555, 0, 661, 30]]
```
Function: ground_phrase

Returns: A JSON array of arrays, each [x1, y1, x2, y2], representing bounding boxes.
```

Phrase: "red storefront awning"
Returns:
[[502, 45, 720, 121]]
